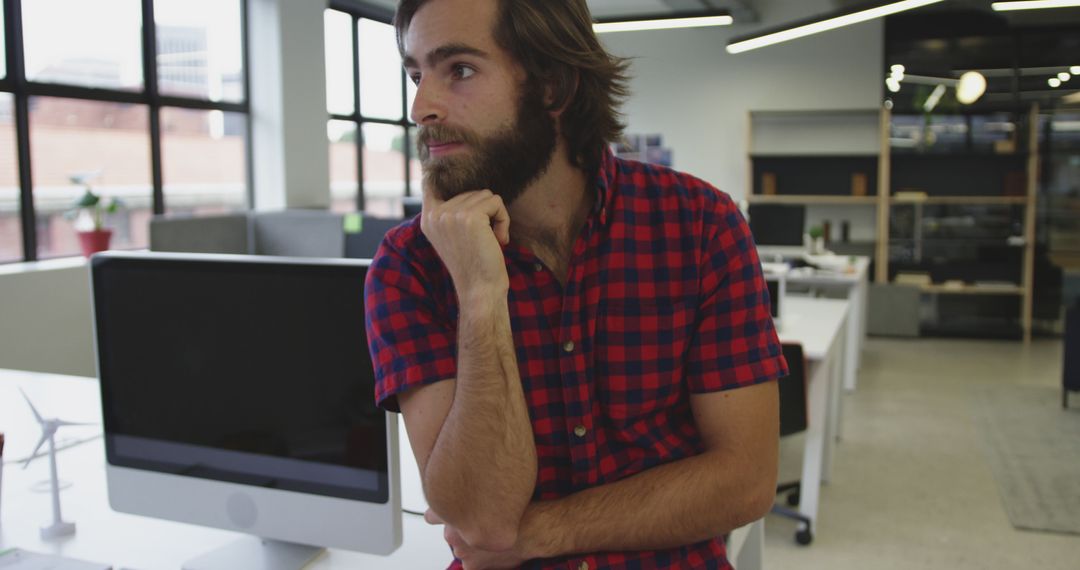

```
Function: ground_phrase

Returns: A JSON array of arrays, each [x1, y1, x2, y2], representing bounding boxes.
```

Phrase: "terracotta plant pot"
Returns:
[[77, 228, 113, 258]]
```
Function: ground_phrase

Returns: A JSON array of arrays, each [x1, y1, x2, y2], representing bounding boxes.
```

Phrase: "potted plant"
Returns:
[[806, 225, 826, 255], [67, 172, 122, 258]]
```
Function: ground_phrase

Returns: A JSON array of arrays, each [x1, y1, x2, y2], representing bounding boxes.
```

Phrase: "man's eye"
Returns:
[[453, 65, 475, 80], [409, 73, 421, 86]]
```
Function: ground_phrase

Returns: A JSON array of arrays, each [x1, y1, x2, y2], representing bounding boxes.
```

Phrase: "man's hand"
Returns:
[[421, 186, 511, 299], [426, 509, 528, 570]]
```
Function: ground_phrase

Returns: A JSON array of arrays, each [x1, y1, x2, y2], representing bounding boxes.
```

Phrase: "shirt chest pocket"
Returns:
[[594, 298, 696, 423]]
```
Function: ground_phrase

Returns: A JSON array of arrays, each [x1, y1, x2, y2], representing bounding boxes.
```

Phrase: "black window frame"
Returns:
[[0, 0, 253, 263], [327, 2, 413, 213]]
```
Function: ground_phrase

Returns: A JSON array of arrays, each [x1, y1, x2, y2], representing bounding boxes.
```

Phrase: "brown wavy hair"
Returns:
[[394, 0, 631, 175]]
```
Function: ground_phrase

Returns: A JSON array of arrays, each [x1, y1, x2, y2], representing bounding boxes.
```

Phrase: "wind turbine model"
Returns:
[[20, 387, 95, 539]]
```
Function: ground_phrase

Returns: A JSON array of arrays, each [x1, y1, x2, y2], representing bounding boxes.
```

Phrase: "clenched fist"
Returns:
[[421, 186, 511, 303]]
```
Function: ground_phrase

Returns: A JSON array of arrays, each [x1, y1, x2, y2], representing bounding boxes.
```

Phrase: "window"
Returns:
[[325, 8, 418, 217], [154, 0, 244, 104], [29, 97, 152, 258], [0, 94, 18, 263], [0, 0, 250, 262], [160, 107, 247, 216], [24, 0, 144, 91], [0, 4, 7, 80]]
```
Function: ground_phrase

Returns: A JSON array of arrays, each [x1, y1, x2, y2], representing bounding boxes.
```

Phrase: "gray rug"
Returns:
[[973, 385, 1080, 536]]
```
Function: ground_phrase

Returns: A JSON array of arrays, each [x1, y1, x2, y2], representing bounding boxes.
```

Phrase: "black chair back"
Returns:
[[778, 343, 809, 437], [1065, 303, 1080, 393]]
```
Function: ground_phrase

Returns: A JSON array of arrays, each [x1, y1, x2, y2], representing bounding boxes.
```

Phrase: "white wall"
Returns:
[[600, 0, 884, 241]]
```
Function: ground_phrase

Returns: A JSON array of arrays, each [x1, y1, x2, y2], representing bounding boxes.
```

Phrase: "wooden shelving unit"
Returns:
[[919, 284, 1025, 296], [889, 196, 1028, 206], [747, 103, 1041, 341], [747, 195, 878, 206]]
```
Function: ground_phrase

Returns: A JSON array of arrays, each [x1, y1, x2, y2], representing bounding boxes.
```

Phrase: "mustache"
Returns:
[[416, 124, 481, 148]]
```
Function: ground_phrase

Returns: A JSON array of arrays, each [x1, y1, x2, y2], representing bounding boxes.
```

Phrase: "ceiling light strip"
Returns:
[[726, 0, 945, 54], [992, 1, 1080, 11], [593, 14, 733, 33]]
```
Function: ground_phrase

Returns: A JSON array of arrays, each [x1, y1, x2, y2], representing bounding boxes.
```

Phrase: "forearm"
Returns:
[[424, 292, 537, 548], [522, 450, 775, 559]]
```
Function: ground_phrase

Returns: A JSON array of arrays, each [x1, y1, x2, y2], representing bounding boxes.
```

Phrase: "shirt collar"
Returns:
[[592, 147, 618, 227]]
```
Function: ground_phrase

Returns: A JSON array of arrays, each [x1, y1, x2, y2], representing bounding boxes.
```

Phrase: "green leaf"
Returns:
[[74, 190, 100, 208]]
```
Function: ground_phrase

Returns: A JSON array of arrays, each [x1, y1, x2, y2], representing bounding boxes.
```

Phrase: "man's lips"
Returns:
[[426, 141, 464, 156]]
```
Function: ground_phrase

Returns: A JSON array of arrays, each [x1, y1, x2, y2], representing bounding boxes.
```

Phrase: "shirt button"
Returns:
[[563, 340, 575, 353], [533, 262, 543, 272], [573, 425, 587, 438], [578, 562, 590, 570]]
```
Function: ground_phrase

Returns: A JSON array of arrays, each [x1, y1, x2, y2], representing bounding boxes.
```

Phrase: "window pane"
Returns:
[[0, 6, 7, 80], [358, 19, 404, 121], [363, 123, 406, 217], [408, 126, 421, 197], [0, 94, 20, 262], [161, 107, 248, 215], [405, 72, 417, 123], [155, 0, 245, 103], [24, 0, 143, 91], [30, 97, 152, 259], [329, 120, 358, 213], [325, 10, 355, 116]]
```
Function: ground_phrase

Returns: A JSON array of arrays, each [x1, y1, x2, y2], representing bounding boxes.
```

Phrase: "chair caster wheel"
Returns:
[[795, 528, 813, 546], [786, 491, 800, 506]]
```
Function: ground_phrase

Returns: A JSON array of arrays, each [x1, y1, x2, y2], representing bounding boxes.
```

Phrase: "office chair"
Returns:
[[344, 214, 404, 259], [772, 342, 814, 546], [1065, 302, 1079, 409]]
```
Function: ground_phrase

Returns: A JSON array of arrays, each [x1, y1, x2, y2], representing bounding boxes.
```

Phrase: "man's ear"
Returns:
[[544, 69, 579, 117]]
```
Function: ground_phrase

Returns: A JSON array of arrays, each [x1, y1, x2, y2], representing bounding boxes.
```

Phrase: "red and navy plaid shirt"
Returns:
[[365, 150, 787, 570]]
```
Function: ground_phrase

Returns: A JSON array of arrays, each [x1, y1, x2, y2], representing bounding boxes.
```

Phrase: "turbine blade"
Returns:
[[19, 387, 45, 424], [54, 420, 97, 427], [22, 433, 50, 469]]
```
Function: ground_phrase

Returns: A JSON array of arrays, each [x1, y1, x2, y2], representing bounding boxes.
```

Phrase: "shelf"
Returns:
[[750, 108, 881, 118], [890, 196, 1028, 206], [918, 284, 1025, 296], [890, 152, 1028, 159], [888, 237, 1024, 245], [747, 195, 878, 206], [751, 153, 878, 159]]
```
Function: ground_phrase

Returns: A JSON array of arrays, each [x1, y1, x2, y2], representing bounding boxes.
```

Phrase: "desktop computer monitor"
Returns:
[[90, 252, 401, 569], [748, 204, 805, 246]]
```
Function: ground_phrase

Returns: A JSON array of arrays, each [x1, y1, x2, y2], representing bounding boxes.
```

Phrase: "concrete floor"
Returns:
[[763, 337, 1079, 569]]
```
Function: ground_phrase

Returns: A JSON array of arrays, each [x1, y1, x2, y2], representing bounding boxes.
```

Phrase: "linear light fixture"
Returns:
[[992, 1, 1080, 11], [727, 0, 945, 54], [593, 11, 733, 34]]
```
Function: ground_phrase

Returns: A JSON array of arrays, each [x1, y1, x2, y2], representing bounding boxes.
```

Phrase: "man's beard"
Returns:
[[417, 83, 558, 205]]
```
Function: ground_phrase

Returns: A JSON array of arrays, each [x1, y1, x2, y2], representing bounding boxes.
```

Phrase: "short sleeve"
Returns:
[[685, 194, 788, 392], [364, 239, 457, 412]]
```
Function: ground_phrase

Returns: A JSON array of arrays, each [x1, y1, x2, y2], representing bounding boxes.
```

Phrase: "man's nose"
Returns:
[[410, 78, 445, 125]]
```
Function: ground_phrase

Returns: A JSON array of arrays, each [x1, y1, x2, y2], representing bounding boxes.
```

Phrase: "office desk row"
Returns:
[[758, 248, 870, 393], [0, 369, 781, 569]]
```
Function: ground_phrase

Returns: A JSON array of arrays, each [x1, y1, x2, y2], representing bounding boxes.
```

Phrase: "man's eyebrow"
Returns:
[[402, 43, 489, 69]]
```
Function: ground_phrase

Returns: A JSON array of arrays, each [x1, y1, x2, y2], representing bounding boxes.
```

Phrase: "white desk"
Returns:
[[759, 248, 869, 393], [775, 297, 849, 540], [0, 370, 763, 570]]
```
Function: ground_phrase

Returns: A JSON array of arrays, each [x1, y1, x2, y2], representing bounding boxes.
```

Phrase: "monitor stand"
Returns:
[[182, 537, 325, 570]]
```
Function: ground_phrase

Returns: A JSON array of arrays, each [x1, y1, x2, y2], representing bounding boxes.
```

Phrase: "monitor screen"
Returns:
[[748, 204, 805, 246], [93, 253, 386, 502]]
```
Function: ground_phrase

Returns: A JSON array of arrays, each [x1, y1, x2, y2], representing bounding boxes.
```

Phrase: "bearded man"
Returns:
[[364, 1, 787, 568]]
